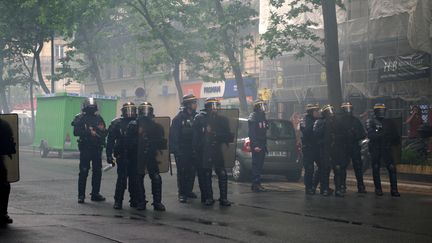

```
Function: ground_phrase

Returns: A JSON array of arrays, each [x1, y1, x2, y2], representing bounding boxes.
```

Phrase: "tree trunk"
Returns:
[[87, 50, 105, 95], [34, 42, 51, 94], [322, 0, 343, 107], [0, 53, 9, 113], [213, 0, 249, 115], [173, 61, 183, 105]]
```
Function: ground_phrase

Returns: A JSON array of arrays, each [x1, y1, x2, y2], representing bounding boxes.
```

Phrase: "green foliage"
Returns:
[[401, 148, 428, 165], [257, 0, 343, 65]]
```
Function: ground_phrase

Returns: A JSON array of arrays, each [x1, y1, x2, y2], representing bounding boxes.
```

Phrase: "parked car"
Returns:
[[231, 118, 303, 182]]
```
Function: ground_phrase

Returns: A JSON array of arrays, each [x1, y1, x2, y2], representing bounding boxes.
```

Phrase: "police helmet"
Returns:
[[121, 102, 137, 118], [321, 104, 335, 118], [82, 97, 98, 114], [138, 102, 154, 117], [373, 103, 386, 119], [341, 102, 353, 114], [204, 98, 221, 111], [305, 103, 319, 114], [182, 94, 197, 108], [253, 99, 268, 112]]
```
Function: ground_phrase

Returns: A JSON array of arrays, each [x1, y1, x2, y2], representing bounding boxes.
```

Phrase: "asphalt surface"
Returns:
[[1, 150, 432, 243]]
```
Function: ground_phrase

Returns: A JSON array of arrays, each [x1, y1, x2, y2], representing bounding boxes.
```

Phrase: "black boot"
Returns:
[[203, 169, 214, 206], [113, 201, 122, 210], [334, 166, 344, 197], [217, 169, 231, 207], [0, 182, 11, 219], [0, 215, 12, 225], [353, 158, 366, 193], [178, 195, 187, 203], [375, 188, 384, 196], [197, 168, 206, 203], [91, 193, 106, 202], [114, 173, 127, 207], [388, 165, 400, 197], [78, 169, 88, 203], [91, 166, 104, 201], [151, 173, 165, 211]]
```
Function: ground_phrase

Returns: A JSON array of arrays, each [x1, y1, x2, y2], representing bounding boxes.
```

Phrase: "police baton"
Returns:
[[169, 153, 173, 176]]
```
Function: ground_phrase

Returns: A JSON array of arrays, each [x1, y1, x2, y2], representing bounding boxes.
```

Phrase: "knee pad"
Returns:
[[216, 168, 227, 178]]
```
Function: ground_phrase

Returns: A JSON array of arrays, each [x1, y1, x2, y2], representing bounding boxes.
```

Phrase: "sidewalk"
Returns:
[[345, 170, 432, 194]]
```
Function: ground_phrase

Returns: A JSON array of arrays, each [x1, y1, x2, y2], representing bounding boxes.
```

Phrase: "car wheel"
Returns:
[[286, 167, 302, 182], [40, 143, 49, 158], [231, 159, 249, 182]]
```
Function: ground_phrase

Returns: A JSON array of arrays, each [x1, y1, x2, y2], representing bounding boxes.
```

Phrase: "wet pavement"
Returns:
[[1, 150, 431, 242]]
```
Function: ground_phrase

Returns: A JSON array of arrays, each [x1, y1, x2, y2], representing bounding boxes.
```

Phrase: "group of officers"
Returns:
[[71, 95, 401, 214], [301, 102, 401, 197], [71, 95, 240, 211]]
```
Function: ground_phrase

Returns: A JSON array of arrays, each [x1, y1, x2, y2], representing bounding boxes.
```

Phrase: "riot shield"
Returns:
[[386, 117, 402, 165], [0, 114, 20, 183], [137, 117, 170, 174], [216, 109, 239, 168]]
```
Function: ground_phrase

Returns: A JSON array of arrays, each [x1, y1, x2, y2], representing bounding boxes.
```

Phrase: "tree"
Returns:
[[127, 0, 204, 104], [56, 0, 124, 95], [257, 0, 344, 107], [183, 0, 257, 115]]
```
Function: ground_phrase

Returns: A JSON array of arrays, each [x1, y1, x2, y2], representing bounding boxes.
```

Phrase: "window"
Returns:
[[55, 45, 65, 60]]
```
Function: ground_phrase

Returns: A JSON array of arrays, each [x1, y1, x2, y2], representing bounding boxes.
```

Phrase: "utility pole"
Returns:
[[322, 0, 343, 107], [51, 35, 55, 93]]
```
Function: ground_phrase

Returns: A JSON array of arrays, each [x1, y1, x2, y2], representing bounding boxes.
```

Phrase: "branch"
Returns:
[[294, 39, 325, 67]]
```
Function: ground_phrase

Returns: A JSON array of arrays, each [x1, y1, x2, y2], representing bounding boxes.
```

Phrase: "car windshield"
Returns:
[[237, 119, 295, 140], [267, 120, 295, 140]]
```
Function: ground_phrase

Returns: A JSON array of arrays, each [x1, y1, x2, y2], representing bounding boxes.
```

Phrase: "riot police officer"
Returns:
[[72, 98, 107, 203], [193, 98, 234, 206], [300, 104, 320, 195], [340, 102, 367, 193], [314, 104, 348, 197], [248, 99, 269, 192], [106, 102, 140, 209], [0, 118, 16, 225], [170, 94, 199, 203], [128, 102, 167, 211], [366, 104, 400, 197]]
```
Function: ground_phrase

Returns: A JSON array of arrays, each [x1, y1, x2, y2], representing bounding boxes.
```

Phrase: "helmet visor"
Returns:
[[139, 105, 152, 117], [123, 106, 137, 118]]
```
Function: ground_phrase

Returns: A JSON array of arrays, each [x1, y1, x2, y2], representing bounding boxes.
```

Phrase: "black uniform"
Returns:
[[300, 114, 319, 192], [127, 116, 167, 209], [72, 113, 107, 199], [0, 118, 15, 223], [170, 109, 198, 199], [366, 116, 400, 194], [106, 117, 139, 207], [248, 111, 268, 186], [193, 110, 234, 205], [340, 113, 366, 192], [314, 115, 348, 195]]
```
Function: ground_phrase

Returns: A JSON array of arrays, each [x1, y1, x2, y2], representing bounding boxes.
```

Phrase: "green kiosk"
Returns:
[[33, 92, 118, 158]]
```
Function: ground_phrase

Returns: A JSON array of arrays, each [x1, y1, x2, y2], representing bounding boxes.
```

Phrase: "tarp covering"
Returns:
[[407, 0, 432, 54]]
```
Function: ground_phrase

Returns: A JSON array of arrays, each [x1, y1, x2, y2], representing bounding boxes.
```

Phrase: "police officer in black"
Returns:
[[340, 102, 367, 193], [248, 99, 269, 192], [170, 94, 199, 203], [314, 104, 348, 197], [106, 102, 140, 209], [193, 98, 234, 206], [300, 104, 320, 195], [72, 98, 107, 203], [128, 102, 167, 211], [0, 118, 16, 225], [366, 104, 400, 197]]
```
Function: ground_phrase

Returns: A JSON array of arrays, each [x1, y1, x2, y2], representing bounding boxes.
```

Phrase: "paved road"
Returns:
[[1, 151, 432, 242]]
